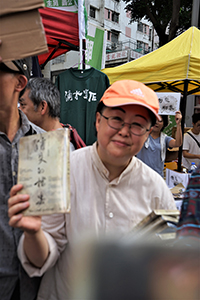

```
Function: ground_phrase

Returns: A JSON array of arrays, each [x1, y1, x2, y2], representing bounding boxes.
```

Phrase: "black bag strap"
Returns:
[[187, 131, 200, 148]]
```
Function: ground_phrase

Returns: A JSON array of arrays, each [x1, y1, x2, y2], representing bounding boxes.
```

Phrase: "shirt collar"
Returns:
[[19, 109, 32, 135], [91, 142, 136, 184]]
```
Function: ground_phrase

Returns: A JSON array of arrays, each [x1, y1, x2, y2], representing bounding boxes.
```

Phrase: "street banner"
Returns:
[[43, 0, 87, 39], [86, 23, 107, 70], [38, 0, 88, 65]]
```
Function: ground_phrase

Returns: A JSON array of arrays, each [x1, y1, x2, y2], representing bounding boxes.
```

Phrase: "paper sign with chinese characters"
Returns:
[[156, 93, 181, 115]]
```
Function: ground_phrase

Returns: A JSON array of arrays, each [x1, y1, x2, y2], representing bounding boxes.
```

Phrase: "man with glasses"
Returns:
[[182, 113, 200, 170], [8, 80, 176, 300]]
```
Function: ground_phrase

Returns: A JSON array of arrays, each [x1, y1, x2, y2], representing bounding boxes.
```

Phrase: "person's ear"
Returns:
[[144, 126, 152, 140], [95, 112, 101, 133], [40, 100, 48, 115], [15, 74, 27, 93]]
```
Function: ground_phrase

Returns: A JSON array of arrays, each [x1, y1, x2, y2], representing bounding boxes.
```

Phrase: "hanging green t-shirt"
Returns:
[[56, 67, 110, 145]]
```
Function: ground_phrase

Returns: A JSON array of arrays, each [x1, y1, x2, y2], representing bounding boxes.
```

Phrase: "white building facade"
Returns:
[[43, 0, 159, 79], [87, 0, 158, 67]]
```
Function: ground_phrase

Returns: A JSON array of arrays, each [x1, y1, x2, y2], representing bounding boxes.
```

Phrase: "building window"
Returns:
[[111, 31, 119, 43], [112, 12, 119, 23], [137, 22, 143, 32], [90, 6, 96, 18], [143, 24, 149, 34], [137, 41, 143, 52], [144, 24, 149, 35], [107, 31, 111, 41], [105, 8, 111, 20], [105, 9, 119, 23], [149, 28, 152, 40], [144, 43, 149, 53]]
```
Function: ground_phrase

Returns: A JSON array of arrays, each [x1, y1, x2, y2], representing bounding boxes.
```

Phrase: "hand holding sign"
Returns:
[[156, 93, 181, 115], [175, 111, 182, 125]]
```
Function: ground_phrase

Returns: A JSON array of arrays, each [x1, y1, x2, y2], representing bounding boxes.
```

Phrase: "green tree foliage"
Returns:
[[122, 0, 193, 46]]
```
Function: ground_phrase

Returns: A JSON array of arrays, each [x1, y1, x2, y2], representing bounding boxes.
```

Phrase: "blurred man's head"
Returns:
[[192, 113, 200, 134], [70, 238, 200, 300], [0, 57, 32, 99], [19, 77, 60, 127]]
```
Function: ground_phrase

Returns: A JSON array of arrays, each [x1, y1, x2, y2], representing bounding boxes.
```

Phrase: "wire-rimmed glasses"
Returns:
[[100, 113, 150, 136]]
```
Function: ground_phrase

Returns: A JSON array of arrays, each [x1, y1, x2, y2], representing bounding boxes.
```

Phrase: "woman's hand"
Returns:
[[175, 111, 182, 125]]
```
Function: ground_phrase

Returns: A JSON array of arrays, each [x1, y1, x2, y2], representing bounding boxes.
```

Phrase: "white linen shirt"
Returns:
[[182, 130, 200, 169], [18, 142, 176, 300]]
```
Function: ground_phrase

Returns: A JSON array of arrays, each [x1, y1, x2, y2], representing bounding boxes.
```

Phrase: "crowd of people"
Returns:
[[0, 41, 200, 300]]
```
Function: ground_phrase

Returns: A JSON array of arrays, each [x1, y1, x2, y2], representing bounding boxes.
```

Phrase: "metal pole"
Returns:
[[191, 0, 200, 26], [82, 39, 86, 69], [151, 26, 154, 51], [177, 80, 189, 172], [79, 39, 83, 69]]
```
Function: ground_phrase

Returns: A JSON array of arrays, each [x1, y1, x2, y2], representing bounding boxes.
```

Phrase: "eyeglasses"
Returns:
[[100, 113, 150, 136]]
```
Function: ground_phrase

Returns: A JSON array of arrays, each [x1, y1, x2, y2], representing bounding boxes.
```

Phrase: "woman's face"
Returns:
[[96, 105, 152, 169], [151, 116, 164, 133]]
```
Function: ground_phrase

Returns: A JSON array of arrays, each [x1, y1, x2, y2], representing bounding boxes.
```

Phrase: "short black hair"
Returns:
[[192, 113, 200, 124], [96, 101, 156, 127], [160, 115, 169, 131], [96, 101, 106, 115]]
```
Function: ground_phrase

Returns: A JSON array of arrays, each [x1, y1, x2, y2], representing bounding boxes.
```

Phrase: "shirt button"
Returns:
[[109, 212, 114, 218], [13, 171, 16, 176]]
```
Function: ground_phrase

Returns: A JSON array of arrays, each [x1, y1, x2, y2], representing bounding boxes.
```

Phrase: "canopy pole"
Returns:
[[40, 42, 61, 70], [82, 39, 86, 70], [177, 80, 189, 172], [191, 0, 200, 26], [79, 39, 86, 69], [79, 39, 83, 69]]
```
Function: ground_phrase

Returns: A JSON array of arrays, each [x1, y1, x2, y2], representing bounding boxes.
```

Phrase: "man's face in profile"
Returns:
[[19, 88, 41, 126]]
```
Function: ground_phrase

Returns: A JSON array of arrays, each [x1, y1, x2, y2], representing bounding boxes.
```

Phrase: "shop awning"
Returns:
[[38, 7, 79, 68]]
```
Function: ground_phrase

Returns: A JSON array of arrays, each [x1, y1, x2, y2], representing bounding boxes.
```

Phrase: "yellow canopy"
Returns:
[[102, 27, 200, 95]]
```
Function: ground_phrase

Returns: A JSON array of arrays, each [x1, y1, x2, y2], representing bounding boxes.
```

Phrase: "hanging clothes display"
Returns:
[[56, 67, 110, 145]]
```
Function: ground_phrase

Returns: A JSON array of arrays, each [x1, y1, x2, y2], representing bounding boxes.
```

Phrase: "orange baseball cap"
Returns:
[[100, 80, 161, 121]]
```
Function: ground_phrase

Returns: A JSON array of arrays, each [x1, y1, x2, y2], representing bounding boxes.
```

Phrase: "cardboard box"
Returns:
[[0, 0, 44, 16], [0, 0, 48, 62]]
